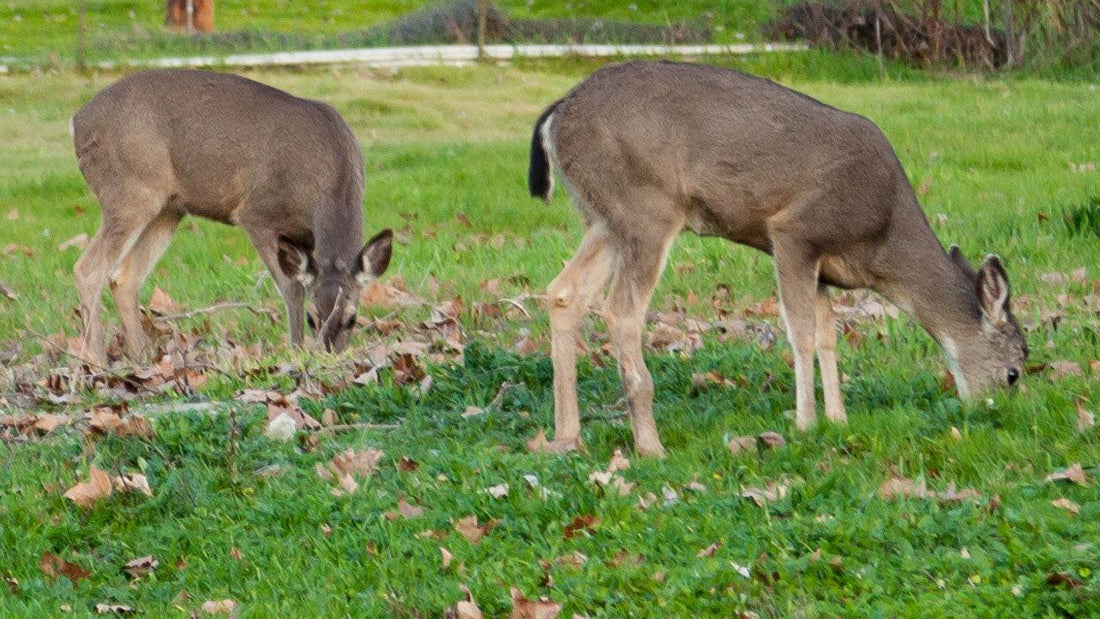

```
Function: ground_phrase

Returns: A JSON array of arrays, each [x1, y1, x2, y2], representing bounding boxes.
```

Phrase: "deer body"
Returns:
[[72, 69, 392, 365], [530, 61, 1026, 456]]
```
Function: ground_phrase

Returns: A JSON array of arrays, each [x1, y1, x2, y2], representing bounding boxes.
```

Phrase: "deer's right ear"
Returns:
[[948, 245, 976, 278], [277, 237, 314, 286], [357, 229, 393, 284]]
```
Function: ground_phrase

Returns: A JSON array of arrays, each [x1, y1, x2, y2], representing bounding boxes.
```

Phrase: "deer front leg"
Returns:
[[772, 237, 820, 430], [545, 225, 614, 453], [815, 286, 847, 424]]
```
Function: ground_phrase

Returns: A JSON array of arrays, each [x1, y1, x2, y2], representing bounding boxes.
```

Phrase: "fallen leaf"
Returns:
[[563, 514, 600, 539], [64, 466, 114, 508], [728, 436, 756, 456], [878, 475, 933, 500], [758, 431, 786, 448], [321, 408, 338, 427], [455, 515, 495, 544], [485, 483, 509, 499], [39, 552, 91, 582], [114, 473, 153, 498], [200, 599, 238, 615], [57, 233, 89, 251], [462, 406, 485, 419], [148, 286, 181, 315], [741, 481, 789, 506], [1048, 360, 1083, 382], [384, 497, 425, 520], [1044, 463, 1089, 486], [33, 414, 70, 434], [440, 547, 454, 570], [455, 584, 483, 619], [509, 587, 562, 619], [697, 542, 722, 558], [316, 449, 384, 496], [1051, 497, 1080, 515], [606, 449, 630, 473], [554, 551, 588, 569], [1076, 400, 1096, 432], [397, 456, 420, 472], [526, 429, 552, 453], [587, 471, 634, 496], [264, 413, 297, 441], [949, 426, 963, 441], [122, 556, 158, 579]]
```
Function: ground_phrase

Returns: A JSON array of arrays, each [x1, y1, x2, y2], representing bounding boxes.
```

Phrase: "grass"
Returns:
[[1, 60, 1100, 615]]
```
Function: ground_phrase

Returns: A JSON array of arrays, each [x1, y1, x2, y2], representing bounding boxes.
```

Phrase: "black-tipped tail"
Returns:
[[528, 101, 559, 202]]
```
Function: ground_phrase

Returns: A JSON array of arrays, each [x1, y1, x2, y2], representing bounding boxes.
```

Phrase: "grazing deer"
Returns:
[[529, 60, 1027, 457], [72, 69, 392, 365]]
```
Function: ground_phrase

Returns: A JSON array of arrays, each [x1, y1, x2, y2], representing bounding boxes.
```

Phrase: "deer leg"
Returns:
[[815, 285, 847, 424], [109, 209, 182, 362], [604, 231, 677, 458], [246, 228, 306, 348], [545, 224, 615, 452], [74, 193, 161, 366], [771, 236, 820, 430]]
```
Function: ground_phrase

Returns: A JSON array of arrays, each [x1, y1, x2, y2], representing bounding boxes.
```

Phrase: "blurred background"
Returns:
[[2, 1, 1098, 78]]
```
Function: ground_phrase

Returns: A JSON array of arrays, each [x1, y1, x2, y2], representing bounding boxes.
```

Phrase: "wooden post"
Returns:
[[167, 0, 214, 33], [476, 0, 489, 60], [77, 0, 87, 72]]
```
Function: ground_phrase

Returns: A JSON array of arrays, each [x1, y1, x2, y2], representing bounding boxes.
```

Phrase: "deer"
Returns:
[[71, 69, 393, 366], [528, 60, 1027, 457]]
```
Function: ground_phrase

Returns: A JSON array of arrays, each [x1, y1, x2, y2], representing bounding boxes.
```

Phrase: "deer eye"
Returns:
[[1007, 367, 1020, 386], [306, 314, 317, 331], [345, 314, 357, 329]]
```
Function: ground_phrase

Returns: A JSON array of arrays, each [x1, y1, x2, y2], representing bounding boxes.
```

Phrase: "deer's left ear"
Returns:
[[277, 237, 315, 286], [976, 254, 1010, 325], [357, 229, 393, 284]]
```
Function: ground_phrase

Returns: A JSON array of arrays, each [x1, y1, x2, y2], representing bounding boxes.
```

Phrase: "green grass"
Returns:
[[1, 62, 1100, 615]]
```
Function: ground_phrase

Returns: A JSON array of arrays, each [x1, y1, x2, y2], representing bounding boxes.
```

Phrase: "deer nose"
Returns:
[[1007, 368, 1019, 386]]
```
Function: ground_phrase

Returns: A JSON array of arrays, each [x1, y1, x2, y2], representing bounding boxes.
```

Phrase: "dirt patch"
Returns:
[[768, 2, 1007, 69]]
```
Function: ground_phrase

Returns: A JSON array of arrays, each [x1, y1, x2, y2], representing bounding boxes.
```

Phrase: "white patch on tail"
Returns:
[[540, 112, 556, 200], [68, 115, 75, 138]]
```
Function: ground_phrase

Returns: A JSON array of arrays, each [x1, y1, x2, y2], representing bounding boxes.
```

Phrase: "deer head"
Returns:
[[277, 228, 393, 353], [943, 247, 1028, 397]]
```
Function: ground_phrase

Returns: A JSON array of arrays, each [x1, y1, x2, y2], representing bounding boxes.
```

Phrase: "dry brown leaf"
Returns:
[[1044, 463, 1089, 486], [397, 456, 420, 472], [200, 599, 239, 615], [384, 497, 426, 520], [878, 475, 933, 500], [563, 514, 601, 539], [39, 552, 91, 582], [937, 484, 982, 503], [455, 584, 483, 619], [606, 449, 630, 473], [758, 431, 786, 448], [485, 483, 509, 499], [64, 466, 114, 508], [697, 542, 723, 558], [1076, 400, 1096, 432], [317, 449, 383, 496], [1047, 572, 1085, 588], [321, 408, 338, 427], [58, 233, 89, 251], [122, 556, 158, 579], [509, 587, 562, 619], [1048, 360, 1083, 382], [114, 473, 153, 498], [440, 547, 454, 570], [728, 436, 756, 456], [33, 414, 70, 434], [454, 515, 495, 544], [148, 286, 181, 315], [555, 551, 588, 569], [741, 481, 789, 506], [1051, 497, 1080, 515], [462, 406, 485, 419]]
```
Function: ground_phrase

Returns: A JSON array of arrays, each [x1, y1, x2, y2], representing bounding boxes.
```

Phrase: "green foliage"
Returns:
[[1062, 196, 1100, 239]]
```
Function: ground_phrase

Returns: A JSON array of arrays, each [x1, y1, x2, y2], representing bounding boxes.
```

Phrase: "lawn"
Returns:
[[1, 56, 1100, 616]]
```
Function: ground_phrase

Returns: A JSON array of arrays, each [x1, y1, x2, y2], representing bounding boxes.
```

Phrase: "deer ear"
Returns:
[[277, 237, 314, 286], [948, 245, 976, 278], [357, 229, 393, 284], [976, 254, 1010, 324]]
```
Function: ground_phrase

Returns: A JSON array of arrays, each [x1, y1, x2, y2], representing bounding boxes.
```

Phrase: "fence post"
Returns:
[[476, 0, 489, 60]]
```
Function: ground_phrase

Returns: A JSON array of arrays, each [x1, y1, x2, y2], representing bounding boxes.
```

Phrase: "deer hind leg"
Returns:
[[815, 285, 847, 424], [545, 223, 615, 452], [771, 235, 821, 430], [73, 188, 162, 366], [604, 225, 679, 458], [245, 228, 306, 348], [109, 209, 183, 362]]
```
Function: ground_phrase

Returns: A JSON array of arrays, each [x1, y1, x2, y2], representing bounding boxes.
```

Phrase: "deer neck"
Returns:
[[875, 208, 982, 390]]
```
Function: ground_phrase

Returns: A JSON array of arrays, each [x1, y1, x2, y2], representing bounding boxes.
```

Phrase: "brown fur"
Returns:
[[72, 69, 392, 364], [530, 60, 1026, 456]]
